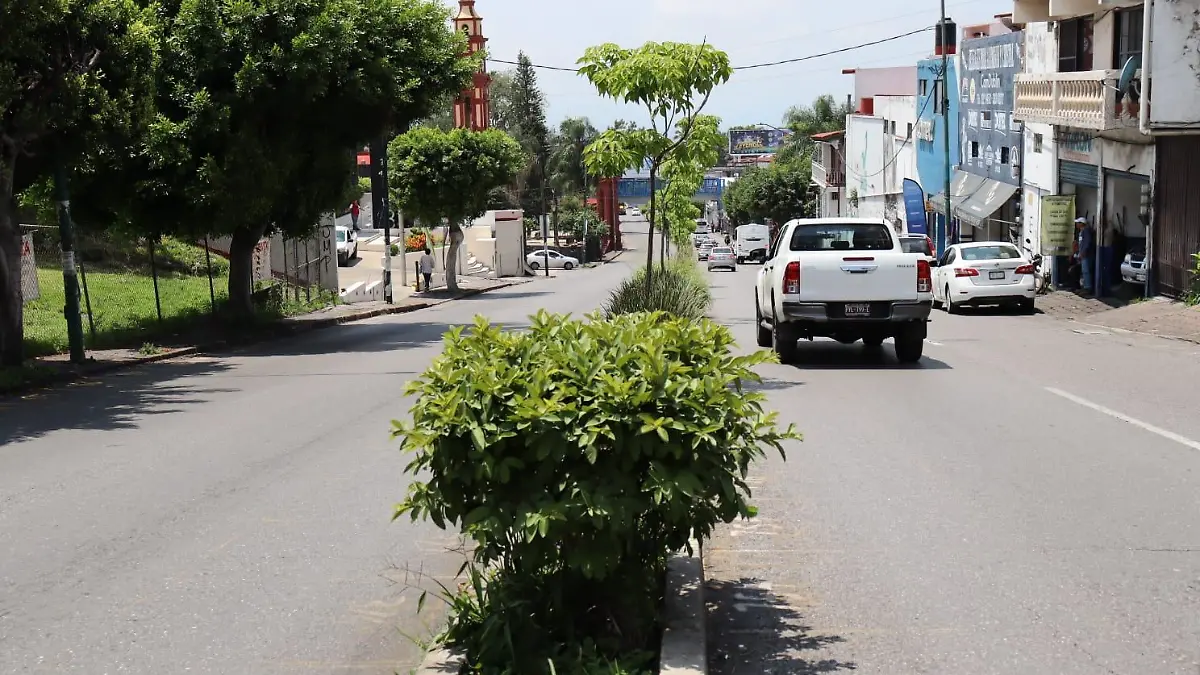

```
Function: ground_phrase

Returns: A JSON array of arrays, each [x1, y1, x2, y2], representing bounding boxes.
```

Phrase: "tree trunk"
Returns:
[[0, 147, 24, 367], [226, 224, 268, 315], [445, 221, 464, 292], [645, 168, 657, 293]]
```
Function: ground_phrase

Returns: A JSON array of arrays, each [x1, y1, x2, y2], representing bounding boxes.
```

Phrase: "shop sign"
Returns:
[[1059, 131, 1098, 164], [959, 31, 1023, 186], [914, 119, 935, 142], [1040, 195, 1076, 256]]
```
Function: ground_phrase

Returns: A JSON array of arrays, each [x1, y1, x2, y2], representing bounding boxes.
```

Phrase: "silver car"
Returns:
[[707, 246, 737, 271]]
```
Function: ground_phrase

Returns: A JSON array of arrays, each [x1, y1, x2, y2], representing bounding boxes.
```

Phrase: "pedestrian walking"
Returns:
[[349, 200, 360, 231], [419, 247, 435, 291]]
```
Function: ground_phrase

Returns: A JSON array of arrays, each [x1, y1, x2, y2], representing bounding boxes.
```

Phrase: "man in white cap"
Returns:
[[1074, 217, 1095, 293]]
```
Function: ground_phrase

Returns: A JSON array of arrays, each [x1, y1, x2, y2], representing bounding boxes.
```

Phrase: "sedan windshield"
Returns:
[[961, 245, 1022, 261]]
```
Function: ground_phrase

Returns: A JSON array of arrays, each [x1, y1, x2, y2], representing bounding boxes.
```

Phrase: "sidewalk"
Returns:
[[1038, 291, 1200, 343], [7, 276, 524, 395]]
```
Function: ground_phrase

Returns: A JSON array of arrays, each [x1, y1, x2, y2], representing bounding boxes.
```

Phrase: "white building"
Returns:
[[1017, 20, 1059, 259], [810, 131, 846, 218], [838, 67, 919, 230]]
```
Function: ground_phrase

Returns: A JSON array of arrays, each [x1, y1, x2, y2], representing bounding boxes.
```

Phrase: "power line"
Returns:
[[490, 26, 934, 74]]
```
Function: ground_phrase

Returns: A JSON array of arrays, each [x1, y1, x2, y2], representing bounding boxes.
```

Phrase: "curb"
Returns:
[[3, 281, 519, 397], [412, 539, 707, 675], [1070, 318, 1200, 346]]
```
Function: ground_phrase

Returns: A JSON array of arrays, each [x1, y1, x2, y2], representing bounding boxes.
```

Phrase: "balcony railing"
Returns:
[[811, 159, 845, 188], [1013, 70, 1141, 131]]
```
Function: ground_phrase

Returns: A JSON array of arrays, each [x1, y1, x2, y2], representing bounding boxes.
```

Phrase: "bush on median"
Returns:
[[392, 310, 798, 674], [603, 255, 711, 320]]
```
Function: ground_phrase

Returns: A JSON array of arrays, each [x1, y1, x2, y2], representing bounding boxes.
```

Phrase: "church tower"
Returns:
[[452, 0, 491, 130]]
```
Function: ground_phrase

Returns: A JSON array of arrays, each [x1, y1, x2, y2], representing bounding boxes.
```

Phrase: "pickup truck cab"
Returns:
[[754, 218, 934, 363]]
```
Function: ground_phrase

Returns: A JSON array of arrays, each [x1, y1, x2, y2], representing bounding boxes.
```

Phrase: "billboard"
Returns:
[[959, 31, 1023, 185], [728, 128, 791, 156]]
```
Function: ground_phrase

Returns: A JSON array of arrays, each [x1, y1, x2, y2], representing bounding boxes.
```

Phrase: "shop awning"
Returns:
[[931, 171, 1018, 227]]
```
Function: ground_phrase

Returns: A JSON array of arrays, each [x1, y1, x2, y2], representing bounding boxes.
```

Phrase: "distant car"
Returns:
[[1121, 246, 1147, 285], [899, 234, 936, 261], [628, 207, 641, 218], [707, 246, 737, 271], [336, 226, 358, 266], [698, 241, 715, 261], [527, 249, 579, 270], [933, 241, 1037, 314]]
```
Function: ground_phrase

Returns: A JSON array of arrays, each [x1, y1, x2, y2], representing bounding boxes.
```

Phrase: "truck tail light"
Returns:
[[1014, 264, 1035, 275], [783, 261, 801, 294], [917, 259, 931, 293], [955, 267, 979, 278]]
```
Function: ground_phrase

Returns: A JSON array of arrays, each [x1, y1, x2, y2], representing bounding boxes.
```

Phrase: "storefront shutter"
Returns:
[[1059, 160, 1100, 188]]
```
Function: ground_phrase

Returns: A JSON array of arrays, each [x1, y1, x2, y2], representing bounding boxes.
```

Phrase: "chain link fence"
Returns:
[[20, 226, 334, 357]]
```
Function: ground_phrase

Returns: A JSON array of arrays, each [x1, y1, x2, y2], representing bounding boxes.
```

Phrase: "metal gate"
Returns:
[[1153, 137, 1200, 297]]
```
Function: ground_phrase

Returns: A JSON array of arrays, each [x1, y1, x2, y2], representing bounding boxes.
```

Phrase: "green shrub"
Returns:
[[393, 311, 798, 674], [1186, 252, 1200, 306], [603, 256, 711, 319]]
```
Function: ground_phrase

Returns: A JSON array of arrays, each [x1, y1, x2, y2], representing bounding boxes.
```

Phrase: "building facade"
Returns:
[[839, 67, 918, 229], [915, 56, 961, 251], [810, 131, 846, 218]]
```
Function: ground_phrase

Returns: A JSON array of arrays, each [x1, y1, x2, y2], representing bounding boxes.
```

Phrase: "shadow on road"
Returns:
[[744, 377, 805, 393], [784, 342, 952, 371], [707, 577, 856, 674], [243, 320, 534, 357], [0, 359, 235, 445]]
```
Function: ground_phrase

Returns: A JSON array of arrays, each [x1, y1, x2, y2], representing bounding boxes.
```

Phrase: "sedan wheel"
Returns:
[[530, 261, 540, 270], [944, 286, 959, 314], [564, 261, 575, 270]]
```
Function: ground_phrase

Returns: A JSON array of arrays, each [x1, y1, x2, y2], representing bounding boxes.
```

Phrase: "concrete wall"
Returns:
[[845, 114, 887, 208]]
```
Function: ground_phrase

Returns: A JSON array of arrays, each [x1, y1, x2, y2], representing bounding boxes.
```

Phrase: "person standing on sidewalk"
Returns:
[[1076, 217, 1096, 293], [349, 200, 361, 231], [419, 248, 434, 291]]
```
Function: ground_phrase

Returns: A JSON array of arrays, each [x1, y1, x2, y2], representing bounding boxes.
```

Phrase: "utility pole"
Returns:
[[370, 137, 393, 303], [939, 8, 953, 254], [540, 147, 549, 277], [53, 163, 86, 364]]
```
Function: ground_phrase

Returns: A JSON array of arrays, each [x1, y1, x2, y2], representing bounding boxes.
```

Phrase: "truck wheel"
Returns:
[[893, 325, 925, 364], [755, 301, 772, 348], [772, 321, 798, 363]]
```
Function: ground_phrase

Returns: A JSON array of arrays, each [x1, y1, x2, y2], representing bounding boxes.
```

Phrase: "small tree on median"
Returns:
[[387, 128, 525, 292], [577, 42, 732, 291]]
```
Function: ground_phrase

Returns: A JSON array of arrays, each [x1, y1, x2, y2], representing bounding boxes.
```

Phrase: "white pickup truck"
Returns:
[[754, 218, 934, 363]]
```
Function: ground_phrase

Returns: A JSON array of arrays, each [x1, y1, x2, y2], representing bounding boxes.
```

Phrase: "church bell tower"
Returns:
[[452, 0, 491, 130]]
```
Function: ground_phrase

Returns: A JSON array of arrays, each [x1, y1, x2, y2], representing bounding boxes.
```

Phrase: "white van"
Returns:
[[735, 223, 771, 263]]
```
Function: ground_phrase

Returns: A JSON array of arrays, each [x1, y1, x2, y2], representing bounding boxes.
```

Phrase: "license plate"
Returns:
[[1136, 273, 1146, 282], [844, 303, 871, 316], [989, 270, 1006, 280]]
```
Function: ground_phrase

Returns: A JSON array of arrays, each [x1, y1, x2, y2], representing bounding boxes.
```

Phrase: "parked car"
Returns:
[[336, 226, 358, 266], [707, 246, 737, 271], [932, 241, 1037, 314], [527, 249, 579, 270], [698, 240, 715, 261], [1121, 246, 1148, 285], [755, 218, 933, 363]]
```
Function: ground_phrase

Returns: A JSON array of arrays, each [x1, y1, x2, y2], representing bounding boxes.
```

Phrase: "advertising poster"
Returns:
[[1040, 195, 1076, 256]]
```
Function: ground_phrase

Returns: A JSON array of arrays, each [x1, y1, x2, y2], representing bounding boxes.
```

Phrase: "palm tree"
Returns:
[[778, 94, 852, 162], [548, 116, 598, 196]]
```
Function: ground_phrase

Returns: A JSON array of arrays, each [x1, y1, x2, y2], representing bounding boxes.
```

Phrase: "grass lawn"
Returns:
[[24, 266, 227, 356]]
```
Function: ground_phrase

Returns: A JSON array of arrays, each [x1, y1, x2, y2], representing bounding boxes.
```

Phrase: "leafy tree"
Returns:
[[724, 160, 812, 227], [778, 94, 851, 162], [0, 0, 159, 365], [103, 0, 476, 315], [508, 53, 550, 216], [488, 70, 520, 133], [548, 116, 598, 197], [578, 41, 732, 288], [388, 128, 525, 291], [648, 114, 724, 258]]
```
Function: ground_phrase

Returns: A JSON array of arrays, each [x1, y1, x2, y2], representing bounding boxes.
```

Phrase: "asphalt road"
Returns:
[[704, 263, 1200, 674], [0, 224, 653, 675]]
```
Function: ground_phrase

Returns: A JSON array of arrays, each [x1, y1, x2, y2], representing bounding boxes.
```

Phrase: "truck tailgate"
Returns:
[[796, 252, 919, 302]]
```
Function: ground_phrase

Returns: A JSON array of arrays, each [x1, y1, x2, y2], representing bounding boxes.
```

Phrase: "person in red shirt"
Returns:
[[349, 200, 360, 231]]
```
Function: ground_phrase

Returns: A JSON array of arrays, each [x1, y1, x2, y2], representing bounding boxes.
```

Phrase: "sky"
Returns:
[[475, 0, 1012, 130]]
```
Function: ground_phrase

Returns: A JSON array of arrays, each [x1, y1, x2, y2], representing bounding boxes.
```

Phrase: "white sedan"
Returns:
[[527, 249, 579, 270], [933, 241, 1037, 314]]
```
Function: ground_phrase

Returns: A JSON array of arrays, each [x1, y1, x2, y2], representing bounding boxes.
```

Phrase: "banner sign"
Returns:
[[728, 128, 791, 156], [1040, 195, 1076, 256], [902, 179, 928, 235], [960, 31, 1024, 185]]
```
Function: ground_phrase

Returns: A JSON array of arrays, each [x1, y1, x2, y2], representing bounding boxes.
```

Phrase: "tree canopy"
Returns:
[[724, 160, 812, 227]]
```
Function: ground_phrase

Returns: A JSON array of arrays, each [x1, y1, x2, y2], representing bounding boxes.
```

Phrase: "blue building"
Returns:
[[915, 57, 960, 253]]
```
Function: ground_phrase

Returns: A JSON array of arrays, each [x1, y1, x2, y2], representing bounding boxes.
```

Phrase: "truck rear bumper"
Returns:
[[780, 300, 932, 323]]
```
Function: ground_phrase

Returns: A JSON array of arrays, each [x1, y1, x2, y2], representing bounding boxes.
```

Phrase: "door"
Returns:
[[758, 228, 785, 314], [935, 247, 957, 299]]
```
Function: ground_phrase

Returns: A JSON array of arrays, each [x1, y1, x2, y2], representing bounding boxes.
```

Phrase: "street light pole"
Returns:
[[939, 7, 952, 254]]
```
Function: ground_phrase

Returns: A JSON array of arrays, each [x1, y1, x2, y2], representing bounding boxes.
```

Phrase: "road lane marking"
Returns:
[[927, 341, 944, 346], [1046, 387, 1200, 453]]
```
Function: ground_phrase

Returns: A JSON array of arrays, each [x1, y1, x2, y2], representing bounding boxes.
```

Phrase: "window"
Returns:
[[906, 122, 913, 139], [961, 244, 1022, 261], [883, 118, 889, 133], [971, 141, 980, 158], [932, 79, 943, 114], [789, 222, 894, 251], [919, 79, 929, 96], [1033, 133, 1044, 153], [1114, 8, 1144, 69], [1058, 17, 1094, 72], [1000, 147, 1010, 164], [891, 121, 897, 135]]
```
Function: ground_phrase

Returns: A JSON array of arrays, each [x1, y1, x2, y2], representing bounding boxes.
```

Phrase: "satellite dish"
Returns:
[[1118, 55, 1142, 98]]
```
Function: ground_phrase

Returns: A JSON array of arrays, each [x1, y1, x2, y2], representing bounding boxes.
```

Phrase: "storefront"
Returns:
[[1152, 136, 1200, 298]]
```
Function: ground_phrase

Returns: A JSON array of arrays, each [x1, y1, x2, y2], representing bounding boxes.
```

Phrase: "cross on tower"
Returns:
[[452, 0, 491, 130]]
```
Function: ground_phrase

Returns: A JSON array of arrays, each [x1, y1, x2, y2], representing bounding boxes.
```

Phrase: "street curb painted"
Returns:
[[2, 281, 519, 397], [411, 539, 707, 675], [1071, 318, 1200, 345]]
